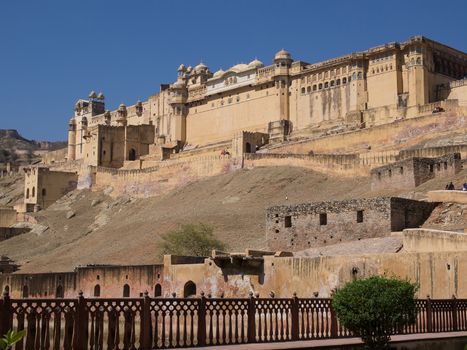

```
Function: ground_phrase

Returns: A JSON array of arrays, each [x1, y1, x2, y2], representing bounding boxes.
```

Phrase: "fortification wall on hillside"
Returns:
[[243, 153, 369, 177], [92, 155, 241, 198], [269, 112, 467, 155]]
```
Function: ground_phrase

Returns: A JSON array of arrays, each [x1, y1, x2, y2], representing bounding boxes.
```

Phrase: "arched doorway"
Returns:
[[154, 284, 162, 297], [123, 284, 130, 297], [245, 142, 252, 153], [94, 284, 101, 297], [128, 148, 136, 161], [183, 281, 196, 298], [56, 285, 64, 298], [22, 285, 29, 298]]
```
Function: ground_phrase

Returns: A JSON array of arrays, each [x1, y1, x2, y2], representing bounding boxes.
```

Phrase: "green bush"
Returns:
[[0, 330, 25, 350], [332, 276, 418, 349], [159, 223, 226, 257]]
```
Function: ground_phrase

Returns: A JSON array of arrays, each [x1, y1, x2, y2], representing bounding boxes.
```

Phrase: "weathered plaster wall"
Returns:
[[403, 229, 467, 253]]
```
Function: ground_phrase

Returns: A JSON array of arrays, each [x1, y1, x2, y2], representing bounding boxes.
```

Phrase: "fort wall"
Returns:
[[269, 112, 467, 155], [371, 153, 462, 191], [265, 197, 437, 251]]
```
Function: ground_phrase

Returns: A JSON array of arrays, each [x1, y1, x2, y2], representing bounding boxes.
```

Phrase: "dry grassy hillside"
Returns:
[[0, 165, 465, 273]]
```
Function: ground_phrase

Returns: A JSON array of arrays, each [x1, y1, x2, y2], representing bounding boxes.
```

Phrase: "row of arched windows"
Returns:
[[300, 77, 351, 94], [6, 281, 197, 299]]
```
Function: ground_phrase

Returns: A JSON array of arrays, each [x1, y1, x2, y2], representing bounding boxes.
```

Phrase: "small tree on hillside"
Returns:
[[332, 276, 418, 350], [159, 223, 226, 257]]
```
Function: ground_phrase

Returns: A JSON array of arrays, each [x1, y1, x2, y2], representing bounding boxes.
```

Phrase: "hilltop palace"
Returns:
[[3, 35, 467, 301], [66, 35, 467, 168]]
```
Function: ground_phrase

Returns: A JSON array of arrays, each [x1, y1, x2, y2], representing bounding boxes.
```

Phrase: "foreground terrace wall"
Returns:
[[162, 249, 467, 300]]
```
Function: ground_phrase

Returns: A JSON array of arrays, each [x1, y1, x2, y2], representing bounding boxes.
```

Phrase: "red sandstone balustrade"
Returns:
[[0, 291, 466, 350]]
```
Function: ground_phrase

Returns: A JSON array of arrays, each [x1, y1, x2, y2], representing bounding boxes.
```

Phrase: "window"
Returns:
[[42, 188, 46, 196], [32, 187, 35, 197], [154, 284, 162, 297], [284, 216, 292, 228], [26, 188, 29, 199], [123, 284, 130, 297], [400, 167, 404, 174], [313, 85, 317, 91], [307, 86, 311, 93], [324, 82, 329, 88], [301, 87, 305, 94], [94, 284, 101, 297], [444, 162, 448, 170], [429, 164, 434, 173], [184, 281, 196, 298], [319, 213, 327, 226], [129, 148, 136, 161], [336, 79, 340, 86], [318, 83, 323, 90], [357, 210, 364, 223], [342, 77, 347, 84]]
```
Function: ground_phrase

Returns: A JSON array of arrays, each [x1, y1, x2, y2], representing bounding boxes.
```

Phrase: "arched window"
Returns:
[[56, 285, 64, 298], [128, 148, 136, 161], [301, 87, 305, 94], [245, 142, 252, 154], [123, 284, 130, 297], [318, 83, 323, 90], [42, 188, 46, 196], [4, 285, 9, 294], [342, 77, 347, 84], [26, 189, 29, 199], [32, 187, 35, 197], [183, 281, 196, 298], [312, 85, 317, 91], [154, 284, 162, 297], [22, 285, 29, 298], [307, 86, 311, 93], [94, 284, 101, 297]]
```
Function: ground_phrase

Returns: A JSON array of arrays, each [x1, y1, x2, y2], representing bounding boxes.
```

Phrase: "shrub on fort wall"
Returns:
[[159, 223, 226, 257], [332, 276, 418, 349]]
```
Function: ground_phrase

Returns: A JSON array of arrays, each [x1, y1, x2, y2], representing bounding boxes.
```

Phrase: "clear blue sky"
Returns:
[[1, 0, 466, 141]]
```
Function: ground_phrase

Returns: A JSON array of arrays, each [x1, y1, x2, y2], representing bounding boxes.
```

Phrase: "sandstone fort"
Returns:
[[1, 34, 467, 305]]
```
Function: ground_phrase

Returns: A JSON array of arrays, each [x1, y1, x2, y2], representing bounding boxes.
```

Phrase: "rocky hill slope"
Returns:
[[0, 164, 465, 273], [0, 129, 66, 164]]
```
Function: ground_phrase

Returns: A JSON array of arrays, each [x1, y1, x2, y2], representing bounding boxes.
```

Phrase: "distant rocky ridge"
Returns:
[[0, 129, 66, 164]]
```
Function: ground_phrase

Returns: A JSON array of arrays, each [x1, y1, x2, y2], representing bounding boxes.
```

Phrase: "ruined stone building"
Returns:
[[67, 36, 467, 166], [266, 197, 437, 251]]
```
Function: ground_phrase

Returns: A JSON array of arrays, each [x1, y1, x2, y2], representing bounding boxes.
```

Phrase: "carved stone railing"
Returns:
[[0, 292, 466, 349]]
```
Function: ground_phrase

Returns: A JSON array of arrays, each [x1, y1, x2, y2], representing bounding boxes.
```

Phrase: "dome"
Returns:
[[178, 64, 186, 72], [229, 63, 249, 73], [97, 92, 105, 100], [118, 103, 127, 110], [248, 59, 264, 68], [88, 90, 97, 99], [172, 78, 185, 89], [274, 49, 291, 61], [194, 62, 207, 72], [213, 69, 225, 78]]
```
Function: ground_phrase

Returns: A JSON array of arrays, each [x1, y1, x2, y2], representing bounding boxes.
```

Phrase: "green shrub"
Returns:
[[159, 223, 225, 257], [332, 276, 418, 349], [0, 330, 25, 350]]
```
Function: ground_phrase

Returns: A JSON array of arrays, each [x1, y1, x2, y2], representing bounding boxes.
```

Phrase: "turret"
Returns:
[[67, 118, 76, 161], [116, 103, 127, 126], [273, 49, 293, 121]]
